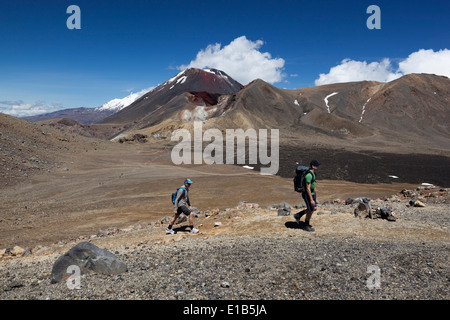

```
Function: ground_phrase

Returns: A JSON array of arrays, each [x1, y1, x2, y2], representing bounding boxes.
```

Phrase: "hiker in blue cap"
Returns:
[[166, 179, 199, 234]]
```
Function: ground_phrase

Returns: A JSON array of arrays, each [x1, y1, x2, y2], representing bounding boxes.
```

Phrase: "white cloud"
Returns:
[[178, 36, 285, 85], [315, 58, 402, 86], [0, 101, 62, 117], [315, 48, 450, 86], [398, 49, 450, 76]]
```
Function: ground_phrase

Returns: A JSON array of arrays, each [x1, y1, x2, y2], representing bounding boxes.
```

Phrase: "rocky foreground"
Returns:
[[0, 187, 448, 300]]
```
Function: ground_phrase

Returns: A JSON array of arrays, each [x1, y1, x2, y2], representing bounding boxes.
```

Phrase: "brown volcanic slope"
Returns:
[[100, 68, 242, 127], [121, 73, 449, 152], [112, 73, 449, 186], [293, 73, 450, 151], [0, 113, 108, 187], [35, 118, 127, 140]]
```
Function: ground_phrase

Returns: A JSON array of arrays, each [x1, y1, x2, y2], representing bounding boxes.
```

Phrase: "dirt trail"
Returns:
[[0, 143, 421, 249]]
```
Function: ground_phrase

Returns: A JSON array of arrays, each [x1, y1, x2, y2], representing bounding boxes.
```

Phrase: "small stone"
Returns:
[[214, 222, 222, 227], [11, 246, 25, 256], [221, 281, 230, 288], [35, 246, 50, 255], [412, 200, 425, 207], [277, 208, 290, 216]]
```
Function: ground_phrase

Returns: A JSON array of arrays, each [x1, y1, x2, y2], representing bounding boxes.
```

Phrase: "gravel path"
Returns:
[[1, 189, 449, 301], [1, 234, 448, 300]]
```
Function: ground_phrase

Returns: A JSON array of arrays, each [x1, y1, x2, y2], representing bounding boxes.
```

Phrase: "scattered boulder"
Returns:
[[354, 202, 371, 218], [97, 227, 119, 237], [271, 202, 292, 210], [277, 208, 291, 216], [205, 208, 220, 217], [191, 207, 200, 214], [293, 202, 305, 209], [347, 197, 371, 205], [160, 216, 171, 224], [10, 246, 25, 257], [372, 206, 397, 221], [236, 201, 259, 209], [385, 195, 400, 202], [345, 198, 355, 205], [410, 200, 425, 207], [118, 133, 147, 144], [22, 248, 32, 257], [401, 189, 416, 197], [34, 246, 51, 255], [227, 210, 242, 219], [51, 242, 127, 284], [175, 214, 188, 224]]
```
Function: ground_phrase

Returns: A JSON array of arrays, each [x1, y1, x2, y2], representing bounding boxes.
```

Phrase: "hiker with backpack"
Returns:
[[166, 178, 199, 234], [293, 160, 321, 232]]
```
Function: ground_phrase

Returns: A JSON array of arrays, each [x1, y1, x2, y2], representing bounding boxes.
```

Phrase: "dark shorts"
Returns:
[[302, 192, 317, 212], [176, 205, 191, 216]]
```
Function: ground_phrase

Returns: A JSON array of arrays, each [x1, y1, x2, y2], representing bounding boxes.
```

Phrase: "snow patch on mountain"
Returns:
[[324, 92, 339, 113], [167, 69, 187, 84], [97, 87, 154, 112], [359, 97, 372, 123]]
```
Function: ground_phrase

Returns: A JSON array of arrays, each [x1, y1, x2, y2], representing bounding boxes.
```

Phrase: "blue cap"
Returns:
[[184, 178, 193, 184]]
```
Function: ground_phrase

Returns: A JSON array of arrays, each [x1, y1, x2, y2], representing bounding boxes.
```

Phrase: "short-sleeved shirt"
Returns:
[[304, 171, 316, 194]]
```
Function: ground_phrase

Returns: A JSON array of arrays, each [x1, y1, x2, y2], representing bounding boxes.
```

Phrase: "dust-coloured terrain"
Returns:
[[1, 139, 449, 300], [0, 185, 449, 300], [1, 112, 449, 301]]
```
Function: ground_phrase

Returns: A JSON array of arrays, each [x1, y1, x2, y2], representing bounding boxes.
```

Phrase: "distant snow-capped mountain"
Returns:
[[96, 87, 154, 112], [22, 87, 154, 124], [23, 68, 241, 124]]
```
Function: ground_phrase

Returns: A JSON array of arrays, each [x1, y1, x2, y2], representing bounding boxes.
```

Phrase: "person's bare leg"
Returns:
[[304, 209, 316, 231], [305, 211, 313, 224], [189, 212, 195, 228], [169, 215, 178, 227]]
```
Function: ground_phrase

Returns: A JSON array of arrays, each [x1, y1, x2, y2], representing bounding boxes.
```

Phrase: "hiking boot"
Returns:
[[166, 228, 176, 235], [294, 210, 305, 223], [190, 227, 199, 234], [304, 224, 315, 232]]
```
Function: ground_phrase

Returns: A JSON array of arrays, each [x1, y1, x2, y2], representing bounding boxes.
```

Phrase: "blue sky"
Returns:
[[0, 0, 449, 116]]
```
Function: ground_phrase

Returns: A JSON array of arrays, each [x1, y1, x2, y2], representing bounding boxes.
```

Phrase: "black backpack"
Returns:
[[293, 166, 314, 193]]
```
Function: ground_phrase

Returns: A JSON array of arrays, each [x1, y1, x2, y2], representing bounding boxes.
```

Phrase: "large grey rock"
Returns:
[[354, 202, 371, 218], [51, 242, 127, 283]]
